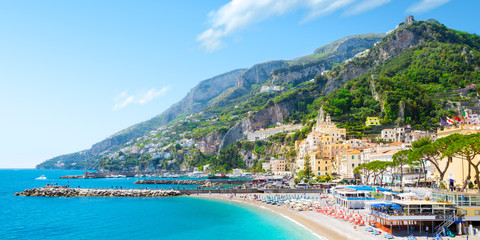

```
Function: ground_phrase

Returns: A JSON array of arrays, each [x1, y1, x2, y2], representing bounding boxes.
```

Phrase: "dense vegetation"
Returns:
[[321, 22, 480, 130]]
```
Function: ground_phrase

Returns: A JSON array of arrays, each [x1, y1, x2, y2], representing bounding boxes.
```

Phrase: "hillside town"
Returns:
[[95, 106, 480, 188]]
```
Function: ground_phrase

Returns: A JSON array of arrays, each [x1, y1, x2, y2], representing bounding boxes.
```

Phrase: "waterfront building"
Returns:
[[332, 186, 388, 209], [365, 200, 457, 235], [432, 191, 480, 224]]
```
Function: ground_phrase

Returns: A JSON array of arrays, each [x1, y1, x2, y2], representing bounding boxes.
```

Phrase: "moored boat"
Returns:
[[35, 175, 46, 180]]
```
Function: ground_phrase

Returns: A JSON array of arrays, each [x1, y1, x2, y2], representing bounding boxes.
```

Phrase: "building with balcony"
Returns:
[[365, 200, 457, 235]]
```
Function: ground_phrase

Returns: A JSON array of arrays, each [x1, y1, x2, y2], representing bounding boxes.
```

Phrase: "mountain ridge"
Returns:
[[38, 31, 390, 169]]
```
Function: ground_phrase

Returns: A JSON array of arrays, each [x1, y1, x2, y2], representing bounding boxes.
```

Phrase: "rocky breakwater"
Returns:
[[14, 186, 182, 197]]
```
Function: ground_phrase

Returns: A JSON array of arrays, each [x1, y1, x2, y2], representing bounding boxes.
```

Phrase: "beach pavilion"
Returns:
[[365, 200, 457, 236], [332, 186, 391, 209]]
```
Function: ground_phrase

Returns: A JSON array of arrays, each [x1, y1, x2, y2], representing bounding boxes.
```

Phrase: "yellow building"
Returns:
[[365, 117, 381, 126], [434, 125, 480, 186], [308, 151, 333, 176], [322, 142, 351, 174]]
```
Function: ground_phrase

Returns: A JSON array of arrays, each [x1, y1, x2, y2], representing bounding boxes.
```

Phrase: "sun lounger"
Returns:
[[384, 233, 394, 239]]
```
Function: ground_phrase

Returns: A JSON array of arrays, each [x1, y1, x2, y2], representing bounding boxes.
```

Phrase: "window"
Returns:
[[352, 156, 354, 159], [462, 210, 467, 215], [325, 167, 327, 171], [318, 167, 320, 171], [475, 210, 480, 215], [352, 164, 354, 168]]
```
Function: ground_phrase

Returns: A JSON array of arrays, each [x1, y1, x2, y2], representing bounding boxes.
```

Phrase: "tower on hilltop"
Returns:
[[405, 16, 415, 25]]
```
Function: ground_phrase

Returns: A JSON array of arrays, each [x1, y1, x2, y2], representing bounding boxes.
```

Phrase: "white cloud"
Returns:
[[303, 0, 356, 22], [407, 0, 450, 13], [344, 0, 391, 16], [197, 0, 393, 52], [197, 0, 298, 52], [113, 86, 171, 110]]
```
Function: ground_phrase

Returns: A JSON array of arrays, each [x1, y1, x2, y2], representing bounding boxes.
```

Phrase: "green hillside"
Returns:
[[322, 21, 480, 131], [37, 18, 480, 172]]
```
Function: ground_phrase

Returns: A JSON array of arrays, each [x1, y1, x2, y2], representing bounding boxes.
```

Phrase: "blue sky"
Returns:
[[0, 0, 478, 168]]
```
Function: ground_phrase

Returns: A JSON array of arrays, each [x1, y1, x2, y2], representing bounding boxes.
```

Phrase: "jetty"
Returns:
[[134, 179, 249, 185], [14, 186, 181, 197]]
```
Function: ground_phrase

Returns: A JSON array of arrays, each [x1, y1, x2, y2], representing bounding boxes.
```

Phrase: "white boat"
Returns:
[[36, 175, 46, 180]]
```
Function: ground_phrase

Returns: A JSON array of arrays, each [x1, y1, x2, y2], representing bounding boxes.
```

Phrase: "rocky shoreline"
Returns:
[[14, 186, 182, 197]]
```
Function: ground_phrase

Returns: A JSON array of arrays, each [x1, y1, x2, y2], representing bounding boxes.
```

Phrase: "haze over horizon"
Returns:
[[1, 0, 478, 168]]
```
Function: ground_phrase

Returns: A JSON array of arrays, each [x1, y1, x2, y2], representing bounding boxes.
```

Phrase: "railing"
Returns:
[[346, 197, 376, 200], [434, 215, 455, 236], [371, 210, 452, 221]]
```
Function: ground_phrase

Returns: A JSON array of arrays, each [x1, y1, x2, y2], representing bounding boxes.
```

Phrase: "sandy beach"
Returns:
[[191, 193, 475, 240]]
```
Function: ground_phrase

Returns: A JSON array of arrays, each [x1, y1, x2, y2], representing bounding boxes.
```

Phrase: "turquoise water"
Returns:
[[0, 169, 320, 240]]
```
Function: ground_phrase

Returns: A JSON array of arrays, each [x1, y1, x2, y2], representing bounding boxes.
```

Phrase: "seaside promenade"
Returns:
[[194, 193, 474, 240]]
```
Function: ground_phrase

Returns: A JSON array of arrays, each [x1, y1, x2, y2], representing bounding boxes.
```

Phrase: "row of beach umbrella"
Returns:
[[316, 206, 366, 225]]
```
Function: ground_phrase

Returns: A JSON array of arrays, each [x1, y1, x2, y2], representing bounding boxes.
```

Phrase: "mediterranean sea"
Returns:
[[0, 169, 319, 240]]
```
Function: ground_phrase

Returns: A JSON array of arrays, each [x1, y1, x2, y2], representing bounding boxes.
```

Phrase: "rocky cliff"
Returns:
[[274, 33, 385, 87], [272, 60, 332, 86], [291, 33, 385, 64], [236, 61, 289, 87], [219, 100, 297, 150], [314, 33, 385, 62]]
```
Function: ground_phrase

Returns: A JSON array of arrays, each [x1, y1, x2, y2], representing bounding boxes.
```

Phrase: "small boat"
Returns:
[[36, 175, 46, 180]]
